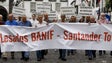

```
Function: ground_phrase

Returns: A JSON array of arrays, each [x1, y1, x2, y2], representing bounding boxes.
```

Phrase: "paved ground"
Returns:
[[0, 50, 112, 63]]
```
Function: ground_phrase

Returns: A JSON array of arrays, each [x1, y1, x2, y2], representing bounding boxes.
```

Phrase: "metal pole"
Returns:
[[67, 0, 68, 6], [94, 0, 96, 8], [102, 0, 103, 12], [9, 0, 14, 13], [91, 0, 92, 7], [22, 0, 24, 8]]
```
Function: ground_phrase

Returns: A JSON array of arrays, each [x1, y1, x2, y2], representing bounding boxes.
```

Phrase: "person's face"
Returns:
[[86, 16, 90, 20], [61, 15, 65, 20], [80, 18, 84, 22], [0, 16, 2, 21], [90, 18, 95, 23], [86, 16, 90, 23], [70, 16, 76, 22], [71, 16, 74, 21], [18, 16, 21, 21], [8, 15, 13, 21], [22, 16, 27, 22], [101, 15, 105, 20], [79, 16, 85, 23], [32, 15, 36, 20], [38, 16, 43, 22], [44, 14, 48, 19]]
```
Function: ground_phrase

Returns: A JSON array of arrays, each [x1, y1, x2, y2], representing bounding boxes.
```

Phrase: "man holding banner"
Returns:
[[36, 14, 47, 61], [30, 14, 38, 28], [18, 15, 32, 61], [98, 13, 109, 56], [86, 16, 96, 60], [4, 14, 18, 60], [58, 14, 67, 61], [44, 13, 52, 23]]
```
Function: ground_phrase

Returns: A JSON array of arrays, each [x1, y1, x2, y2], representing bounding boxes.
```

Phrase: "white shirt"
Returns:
[[37, 21, 47, 28], [30, 19, 38, 28]]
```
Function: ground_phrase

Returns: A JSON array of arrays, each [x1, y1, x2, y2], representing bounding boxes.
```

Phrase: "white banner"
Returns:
[[1, 23, 112, 52]]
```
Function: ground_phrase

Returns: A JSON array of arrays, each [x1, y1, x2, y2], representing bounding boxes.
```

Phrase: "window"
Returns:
[[60, 0, 68, 2], [49, 0, 56, 2]]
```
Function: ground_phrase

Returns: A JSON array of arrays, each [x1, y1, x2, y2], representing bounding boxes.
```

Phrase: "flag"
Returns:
[[71, 0, 75, 5], [15, 0, 22, 6], [71, 0, 81, 5]]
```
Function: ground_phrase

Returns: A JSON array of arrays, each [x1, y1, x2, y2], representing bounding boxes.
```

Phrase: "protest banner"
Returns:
[[55, 3, 61, 12], [60, 7, 75, 18], [12, 6, 25, 17], [1, 23, 112, 52], [36, 2, 51, 14], [30, 2, 36, 13], [48, 11, 57, 21], [79, 6, 93, 16]]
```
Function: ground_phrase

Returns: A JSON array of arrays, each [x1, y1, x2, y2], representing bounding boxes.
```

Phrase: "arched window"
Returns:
[[0, 6, 8, 22], [0, 0, 6, 2]]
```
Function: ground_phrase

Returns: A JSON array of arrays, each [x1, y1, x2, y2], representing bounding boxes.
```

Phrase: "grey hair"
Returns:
[[100, 13, 105, 16], [37, 13, 43, 17], [0, 14, 3, 17]]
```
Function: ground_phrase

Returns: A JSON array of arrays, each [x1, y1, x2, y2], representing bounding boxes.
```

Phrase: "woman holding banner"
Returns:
[[18, 15, 32, 61], [98, 13, 109, 56], [0, 14, 4, 59], [36, 14, 47, 61], [4, 14, 18, 60], [67, 16, 77, 56], [58, 14, 67, 61], [86, 16, 96, 60]]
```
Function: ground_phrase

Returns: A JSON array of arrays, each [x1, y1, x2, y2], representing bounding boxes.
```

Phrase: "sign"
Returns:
[[36, 2, 51, 14], [12, 6, 25, 17], [48, 11, 57, 20], [60, 7, 75, 18], [55, 3, 61, 12], [36, 3, 43, 13], [1, 23, 112, 52], [79, 6, 93, 16], [30, 2, 36, 13], [43, 2, 51, 13]]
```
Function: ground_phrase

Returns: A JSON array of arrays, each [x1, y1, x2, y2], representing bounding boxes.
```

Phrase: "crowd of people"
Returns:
[[0, 12, 111, 62]]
